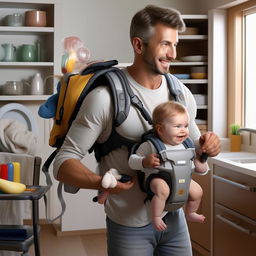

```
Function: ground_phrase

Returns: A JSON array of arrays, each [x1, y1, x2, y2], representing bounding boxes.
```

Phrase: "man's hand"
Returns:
[[106, 178, 134, 194], [199, 131, 221, 157], [142, 153, 160, 168]]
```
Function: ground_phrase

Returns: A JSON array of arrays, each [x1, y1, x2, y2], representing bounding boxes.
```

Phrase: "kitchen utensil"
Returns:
[[0, 81, 23, 95], [18, 44, 36, 62], [25, 10, 46, 27], [4, 13, 23, 26], [1, 44, 16, 62], [23, 73, 44, 95]]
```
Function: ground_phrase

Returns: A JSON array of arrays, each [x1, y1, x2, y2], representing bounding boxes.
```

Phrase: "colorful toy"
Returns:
[[38, 36, 91, 118]]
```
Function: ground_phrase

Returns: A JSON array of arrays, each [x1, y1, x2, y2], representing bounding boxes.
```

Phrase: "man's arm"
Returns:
[[57, 158, 134, 193]]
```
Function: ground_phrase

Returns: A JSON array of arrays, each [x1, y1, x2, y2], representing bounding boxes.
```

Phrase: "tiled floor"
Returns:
[[29, 224, 107, 256]]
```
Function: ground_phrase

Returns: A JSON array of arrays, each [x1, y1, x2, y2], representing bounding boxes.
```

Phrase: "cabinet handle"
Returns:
[[216, 214, 250, 234], [213, 174, 256, 192]]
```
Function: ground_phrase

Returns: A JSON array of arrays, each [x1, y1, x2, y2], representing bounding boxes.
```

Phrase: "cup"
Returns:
[[1, 43, 16, 62], [4, 13, 23, 26], [18, 44, 36, 62], [25, 10, 47, 27]]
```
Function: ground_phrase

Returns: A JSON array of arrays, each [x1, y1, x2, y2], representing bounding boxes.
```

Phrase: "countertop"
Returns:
[[209, 151, 256, 177]]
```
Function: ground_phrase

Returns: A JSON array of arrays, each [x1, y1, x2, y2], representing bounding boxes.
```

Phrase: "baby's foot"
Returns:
[[186, 212, 205, 223], [97, 191, 109, 204], [152, 217, 167, 231]]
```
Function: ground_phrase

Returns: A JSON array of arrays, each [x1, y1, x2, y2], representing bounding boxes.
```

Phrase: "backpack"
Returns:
[[132, 130, 195, 211], [40, 59, 187, 221]]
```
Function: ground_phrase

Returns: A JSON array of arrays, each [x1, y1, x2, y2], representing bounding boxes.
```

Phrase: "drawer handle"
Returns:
[[216, 214, 250, 234], [213, 175, 256, 192]]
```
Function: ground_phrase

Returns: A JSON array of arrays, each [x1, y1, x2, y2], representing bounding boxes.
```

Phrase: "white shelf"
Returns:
[[196, 105, 208, 109], [181, 14, 208, 20], [0, 95, 50, 101], [171, 61, 207, 66], [0, 62, 54, 67], [0, 26, 54, 34], [179, 35, 208, 40], [181, 79, 208, 84]]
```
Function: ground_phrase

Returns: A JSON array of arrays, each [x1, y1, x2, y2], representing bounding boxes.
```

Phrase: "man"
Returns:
[[53, 5, 220, 256]]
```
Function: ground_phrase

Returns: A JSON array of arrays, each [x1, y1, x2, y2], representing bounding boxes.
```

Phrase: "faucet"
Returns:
[[237, 128, 256, 134]]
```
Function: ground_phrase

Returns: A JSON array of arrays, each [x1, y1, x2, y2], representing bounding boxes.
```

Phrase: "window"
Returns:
[[244, 9, 256, 129], [228, 2, 256, 131]]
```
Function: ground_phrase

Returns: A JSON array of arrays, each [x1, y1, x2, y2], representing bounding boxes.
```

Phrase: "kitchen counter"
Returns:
[[210, 151, 256, 177]]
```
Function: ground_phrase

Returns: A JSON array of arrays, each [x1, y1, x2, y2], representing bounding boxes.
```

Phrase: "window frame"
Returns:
[[227, 0, 256, 132]]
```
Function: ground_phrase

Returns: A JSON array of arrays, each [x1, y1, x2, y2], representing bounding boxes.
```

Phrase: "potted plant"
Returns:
[[230, 124, 241, 152]]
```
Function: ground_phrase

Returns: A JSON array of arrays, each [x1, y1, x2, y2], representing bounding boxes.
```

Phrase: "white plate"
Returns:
[[0, 103, 38, 134], [181, 55, 207, 62]]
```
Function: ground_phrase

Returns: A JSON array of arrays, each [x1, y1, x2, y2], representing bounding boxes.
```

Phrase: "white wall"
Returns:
[[59, 0, 200, 63]]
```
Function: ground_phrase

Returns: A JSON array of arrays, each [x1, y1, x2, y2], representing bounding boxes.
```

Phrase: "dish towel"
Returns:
[[0, 119, 38, 155]]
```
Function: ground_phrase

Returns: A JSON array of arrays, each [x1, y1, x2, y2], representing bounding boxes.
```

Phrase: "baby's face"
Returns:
[[157, 113, 189, 145]]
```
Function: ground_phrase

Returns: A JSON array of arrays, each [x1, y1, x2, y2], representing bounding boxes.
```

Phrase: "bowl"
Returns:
[[173, 74, 190, 79], [25, 10, 46, 27], [191, 73, 207, 79], [181, 55, 207, 62], [179, 27, 199, 35]]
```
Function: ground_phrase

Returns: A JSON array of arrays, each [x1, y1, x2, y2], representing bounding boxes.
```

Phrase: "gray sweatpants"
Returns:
[[106, 209, 192, 256]]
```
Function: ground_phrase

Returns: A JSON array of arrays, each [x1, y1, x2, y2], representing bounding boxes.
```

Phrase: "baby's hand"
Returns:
[[142, 154, 160, 168]]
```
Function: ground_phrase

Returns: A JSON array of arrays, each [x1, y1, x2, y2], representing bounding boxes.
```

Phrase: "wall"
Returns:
[[59, 0, 199, 63]]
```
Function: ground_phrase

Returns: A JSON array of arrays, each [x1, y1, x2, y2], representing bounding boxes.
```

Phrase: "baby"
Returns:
[[128, 101, 208, 231]]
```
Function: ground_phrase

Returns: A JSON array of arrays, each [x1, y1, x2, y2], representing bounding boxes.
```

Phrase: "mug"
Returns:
[[1, 43, 16, 62], [4, 13, 23, 26], [18, 44, 36, 62]]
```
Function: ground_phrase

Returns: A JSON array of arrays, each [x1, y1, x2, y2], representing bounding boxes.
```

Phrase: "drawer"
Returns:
[[213, 165, 256, 220], [214, 203, 256, 256]]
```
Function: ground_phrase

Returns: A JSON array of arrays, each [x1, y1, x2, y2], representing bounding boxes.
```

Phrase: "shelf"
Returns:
[[197, 105, 208, 109], [0, 26, 54, 35], [0, 62, 54, 67], [179, 35, 208, 40], [181, 14, 208, 20], [180, 79, 208, 84], [0, 95, 51, 101], [171, 61, 207, 66]]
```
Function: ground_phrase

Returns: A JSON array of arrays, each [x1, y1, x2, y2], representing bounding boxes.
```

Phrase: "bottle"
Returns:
[[13, 162, 21, 183], [31, 73, 44, 95]]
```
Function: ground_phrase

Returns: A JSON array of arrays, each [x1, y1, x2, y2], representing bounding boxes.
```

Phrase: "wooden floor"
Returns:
[[29, 224, 107, 256]]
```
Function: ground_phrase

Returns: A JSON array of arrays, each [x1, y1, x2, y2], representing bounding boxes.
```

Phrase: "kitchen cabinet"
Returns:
[[188, 171, 212, 256], [0, 1, 60, 99], [172, 15, 208, 134], [0, 0, 61, 221], [213, 164, 256, 256]]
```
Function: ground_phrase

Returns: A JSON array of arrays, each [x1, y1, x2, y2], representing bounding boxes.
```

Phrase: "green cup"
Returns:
[[18, 44, 36, 62]]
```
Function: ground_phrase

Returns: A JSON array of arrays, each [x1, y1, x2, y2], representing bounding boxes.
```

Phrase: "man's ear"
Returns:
[[132, 37, 144, 54]]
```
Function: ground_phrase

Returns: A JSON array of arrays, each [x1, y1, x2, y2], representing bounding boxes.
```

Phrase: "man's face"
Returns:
[[142, 23, 178, 75]]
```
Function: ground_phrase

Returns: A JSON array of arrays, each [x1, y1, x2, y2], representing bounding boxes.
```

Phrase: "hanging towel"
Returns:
[[0, 119, 38, 155]]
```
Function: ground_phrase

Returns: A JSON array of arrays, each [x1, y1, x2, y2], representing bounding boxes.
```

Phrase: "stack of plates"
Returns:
[[181, 55, 207, 62]]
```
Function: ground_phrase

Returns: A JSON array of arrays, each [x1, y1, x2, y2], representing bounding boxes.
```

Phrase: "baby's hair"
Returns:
[[152, 101, 188, 129]]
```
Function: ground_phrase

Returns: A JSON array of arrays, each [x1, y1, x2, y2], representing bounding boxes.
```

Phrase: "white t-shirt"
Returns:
[[53, 68, 200, 227]]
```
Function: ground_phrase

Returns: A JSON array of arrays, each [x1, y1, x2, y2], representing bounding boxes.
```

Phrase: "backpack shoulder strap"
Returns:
[[182, 137, 195, 149], [164, 73, 186, 106]]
